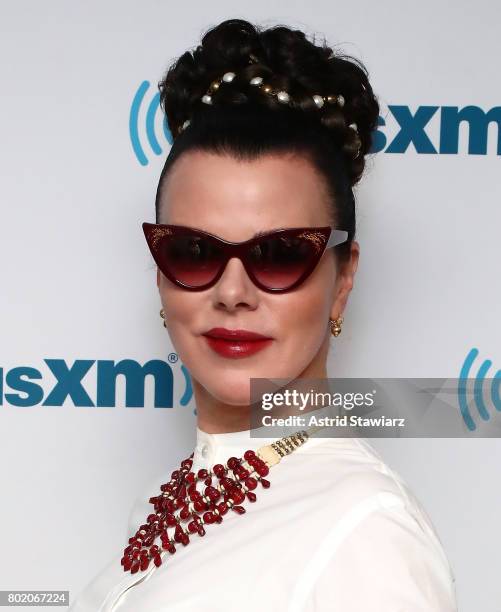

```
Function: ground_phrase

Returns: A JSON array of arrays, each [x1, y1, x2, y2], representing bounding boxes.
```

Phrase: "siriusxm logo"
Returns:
[[458, 348, 501, 431], [129, 80, 501, 165], [0, 358, 193, 409]]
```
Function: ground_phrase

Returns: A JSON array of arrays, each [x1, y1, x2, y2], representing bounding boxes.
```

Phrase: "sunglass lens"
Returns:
[[159, 235, 223, 287], [249, 234, 316, 289]]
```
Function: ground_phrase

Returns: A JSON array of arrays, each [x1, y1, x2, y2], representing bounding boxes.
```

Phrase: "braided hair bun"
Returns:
[[158, 18, 379, 187]]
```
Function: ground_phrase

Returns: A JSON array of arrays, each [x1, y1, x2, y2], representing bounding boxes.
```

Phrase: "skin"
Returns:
[[156, 150, 359, 433]]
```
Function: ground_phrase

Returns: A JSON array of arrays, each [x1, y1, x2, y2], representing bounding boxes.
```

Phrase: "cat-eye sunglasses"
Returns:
[[142, 223, 349, 294]]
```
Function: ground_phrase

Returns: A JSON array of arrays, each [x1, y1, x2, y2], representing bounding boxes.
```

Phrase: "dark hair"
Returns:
[[155, 18, 379, 264]]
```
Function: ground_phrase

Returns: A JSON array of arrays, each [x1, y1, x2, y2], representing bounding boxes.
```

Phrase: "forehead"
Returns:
[[159, 151, 332, 238]]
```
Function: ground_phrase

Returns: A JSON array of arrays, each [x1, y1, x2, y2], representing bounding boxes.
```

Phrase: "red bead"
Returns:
[[246, 491, 257, 502], [130, 560, 140, 574], [216, 502, 229, 515], [256, 464, 269, 476], [227, 457, 240, 469], [153, 553, 162, 567], [187, 520, 199, 533], [260, 478, 271, 488], [154, 523, 163, 535], [189, 488, 201, 501], [236, 467, 250, 479], [213, 464, 226, 478], [197, 525, 206, 536], [140, 555, 150, 571], [244, 477, 257, 490], [174, 524, 186, 543], [230, 489, 245, 504], [143, 534, 154, 546], [123, 556, 132, 571], [220, 477, 236, 490], [203, 511, 215, 524], [180, 504, 191, 519], [194, 499, 207, 512], [204, 485, 220, 501], [198, 468, 209, 479], [175, 497, 185, 509], [185, 472, 195, 483], [232, 505, 246, 514], [244, 449, 256, 460], [166, 513, 177, 526]]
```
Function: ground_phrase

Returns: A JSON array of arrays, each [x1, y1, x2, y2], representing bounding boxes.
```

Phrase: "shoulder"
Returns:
[[288, 437, 458, 610], [294, 500, 458, 612], [295, 435, 423, 502], [293, 436, 451, 564]]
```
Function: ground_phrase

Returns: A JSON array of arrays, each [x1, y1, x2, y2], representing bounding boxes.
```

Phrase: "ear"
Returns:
[[330, 241, 360, 319]]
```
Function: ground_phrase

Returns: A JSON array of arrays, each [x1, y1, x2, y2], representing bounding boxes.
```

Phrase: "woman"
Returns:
[[70, 18, 457, 611]]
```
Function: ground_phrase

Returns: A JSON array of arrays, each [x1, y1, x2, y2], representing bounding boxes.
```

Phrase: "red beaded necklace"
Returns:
[[121, 428, 311, 574]]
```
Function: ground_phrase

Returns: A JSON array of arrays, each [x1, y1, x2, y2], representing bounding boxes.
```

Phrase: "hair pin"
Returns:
[[177, 67, 361, 158]]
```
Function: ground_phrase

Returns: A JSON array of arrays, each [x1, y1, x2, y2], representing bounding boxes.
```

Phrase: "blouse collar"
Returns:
[[192, 401, 342, 470]]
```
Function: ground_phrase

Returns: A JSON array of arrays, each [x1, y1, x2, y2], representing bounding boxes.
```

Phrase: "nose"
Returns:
[[211, 256, 258, 310]]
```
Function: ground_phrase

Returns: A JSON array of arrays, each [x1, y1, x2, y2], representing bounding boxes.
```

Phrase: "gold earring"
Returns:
[[159, 308, 167, 328], [329, 315, 344, 337]]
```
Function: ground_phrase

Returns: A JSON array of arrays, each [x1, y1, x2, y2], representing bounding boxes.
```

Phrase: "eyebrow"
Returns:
[[176, 225, 288, 240], [252, 228, 286, 239]]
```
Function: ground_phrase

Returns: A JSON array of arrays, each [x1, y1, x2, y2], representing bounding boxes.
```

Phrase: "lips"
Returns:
[[203, 328, 272, 341], [202, 328, 274, 358]]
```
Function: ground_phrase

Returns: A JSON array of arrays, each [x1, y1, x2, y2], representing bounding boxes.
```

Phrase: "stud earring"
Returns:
[[329, 315, 344, 337], [159, 308, 167, 328]]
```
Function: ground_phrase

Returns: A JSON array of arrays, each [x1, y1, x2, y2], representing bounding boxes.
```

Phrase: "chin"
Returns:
[[197, 362, 308, 405], [199, 376, 254, 406]]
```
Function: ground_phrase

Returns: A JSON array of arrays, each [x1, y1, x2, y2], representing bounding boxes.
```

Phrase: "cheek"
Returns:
[[158, 284, 201, 354], [273, 261, 336, 368], [282, 256, 336, 332], [275, 283, 332, 357]]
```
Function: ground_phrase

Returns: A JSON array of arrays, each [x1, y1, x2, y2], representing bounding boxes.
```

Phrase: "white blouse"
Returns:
[[70, 404, 458, 611]]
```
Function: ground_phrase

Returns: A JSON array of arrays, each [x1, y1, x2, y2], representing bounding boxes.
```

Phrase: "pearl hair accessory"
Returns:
[[177, 54, 361, 158]]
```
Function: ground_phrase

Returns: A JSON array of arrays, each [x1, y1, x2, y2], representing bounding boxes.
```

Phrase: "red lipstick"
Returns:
[[202, 328, 274, 358]]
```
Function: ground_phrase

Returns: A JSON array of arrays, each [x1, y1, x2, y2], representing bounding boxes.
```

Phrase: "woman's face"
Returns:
[[157, 150, 359, 406]]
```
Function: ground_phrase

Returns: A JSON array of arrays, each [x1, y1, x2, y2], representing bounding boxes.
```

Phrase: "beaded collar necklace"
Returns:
[[121, 424, 325, 574]]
